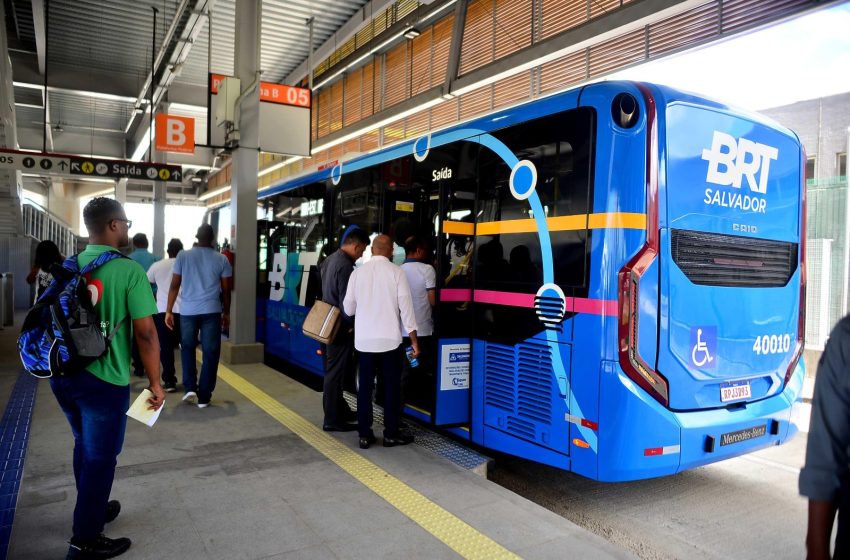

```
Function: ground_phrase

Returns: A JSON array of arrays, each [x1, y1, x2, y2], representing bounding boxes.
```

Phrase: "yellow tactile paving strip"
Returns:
[[216, 363, 521, 560]]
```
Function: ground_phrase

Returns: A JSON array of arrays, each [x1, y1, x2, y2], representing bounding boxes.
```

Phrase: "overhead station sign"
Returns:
[[0, 149, 183, 182], [208, 73, 311, 157]]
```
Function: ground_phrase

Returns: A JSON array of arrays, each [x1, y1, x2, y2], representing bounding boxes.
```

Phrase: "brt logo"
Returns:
[[701, 131, 778, 194]]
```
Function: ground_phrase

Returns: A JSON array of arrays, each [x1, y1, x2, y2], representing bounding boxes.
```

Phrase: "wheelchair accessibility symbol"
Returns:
[[690, 326, 716, 368]]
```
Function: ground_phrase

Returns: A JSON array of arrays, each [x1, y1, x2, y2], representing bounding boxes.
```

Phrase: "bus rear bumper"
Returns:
[[597, 360, 804, 482]]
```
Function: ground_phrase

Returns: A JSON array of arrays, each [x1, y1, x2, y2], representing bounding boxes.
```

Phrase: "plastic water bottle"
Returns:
[[405, 346, 419, 368]]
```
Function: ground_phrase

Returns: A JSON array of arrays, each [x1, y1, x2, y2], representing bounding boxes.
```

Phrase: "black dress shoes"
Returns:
[[383, 433, 414, 447], [323, 423, 357, 432], [104, 500, 121, 524], [66, 534, 131, 559], [359, 434, 377, 449]]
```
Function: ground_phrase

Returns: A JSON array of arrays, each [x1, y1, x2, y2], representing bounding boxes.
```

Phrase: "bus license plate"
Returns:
[[720, 381, 751, 402]]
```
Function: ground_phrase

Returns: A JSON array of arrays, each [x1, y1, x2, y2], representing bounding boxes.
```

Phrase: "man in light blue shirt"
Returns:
[[165, 224, 232, 407], [128, 233, 159, 272], [129, 232, 159, 377]]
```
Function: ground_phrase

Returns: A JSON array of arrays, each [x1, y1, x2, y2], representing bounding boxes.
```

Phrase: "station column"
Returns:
[[152, 104, 167, 259], [114, 178, 127, 205], [222, 0, 263, 364]]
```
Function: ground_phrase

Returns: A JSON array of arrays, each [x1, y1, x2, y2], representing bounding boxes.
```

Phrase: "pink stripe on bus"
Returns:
[[571, 297, 619, 317], [440, 289, 471, 302], [437, 289, 619, 317], [473, 290, 535, 308]]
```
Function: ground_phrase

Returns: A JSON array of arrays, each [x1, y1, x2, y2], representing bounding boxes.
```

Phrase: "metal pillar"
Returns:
[[152, 103, 167, 259], [224, 0, 262, 361], [114, 178, 127, 205]]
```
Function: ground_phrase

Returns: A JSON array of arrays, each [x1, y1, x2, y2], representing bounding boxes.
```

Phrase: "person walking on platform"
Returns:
[[128, 233, 159, 271], [343, 234, 419, 449], [800, 314, 850, 559], [52, 197, 163, 559], [26, 239, 64, 304], [129, 233, 159, 378], [318, 228, 368, 431], [400, 236, 436, 409], [147, 238, 184, 393], [165, 224, 232, 408]]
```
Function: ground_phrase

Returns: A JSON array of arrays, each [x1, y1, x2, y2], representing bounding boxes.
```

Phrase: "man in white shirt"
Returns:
[[400, 236, 436, 408], [344, 234, 420, 449], [146, 238, 183, 392]]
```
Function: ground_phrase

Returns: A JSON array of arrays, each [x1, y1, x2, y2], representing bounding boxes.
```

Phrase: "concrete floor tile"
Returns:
[[454, 499, 568, 552], [515, 534, 636, 560], [324, 521, 461, 560], [288, 489, 411, 541], [405, 471, 503, 514], [259, 543, 340, 560]]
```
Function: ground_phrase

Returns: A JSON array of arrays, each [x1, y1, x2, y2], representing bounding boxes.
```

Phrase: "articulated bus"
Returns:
[[234, 81, 805, 482]]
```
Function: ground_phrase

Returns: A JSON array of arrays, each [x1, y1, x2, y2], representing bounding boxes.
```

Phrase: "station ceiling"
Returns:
[[3, 0, 370, 198]]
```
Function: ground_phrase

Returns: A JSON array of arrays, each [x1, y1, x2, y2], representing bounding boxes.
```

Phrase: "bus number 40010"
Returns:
[[752, 334, 791, 355]]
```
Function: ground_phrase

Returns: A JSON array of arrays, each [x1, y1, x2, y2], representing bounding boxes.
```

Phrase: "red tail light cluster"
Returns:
[[618, 251, 669, 407], [616, 84, 669, 407], [785, 150, 807, 386]]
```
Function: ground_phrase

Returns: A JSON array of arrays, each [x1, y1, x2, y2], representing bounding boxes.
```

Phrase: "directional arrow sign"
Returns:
[[0, 151, 71, 175], [0, 149, 184, 183]]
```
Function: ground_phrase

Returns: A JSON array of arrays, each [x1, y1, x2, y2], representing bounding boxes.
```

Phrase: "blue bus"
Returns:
[[239, 81, 805, 482]]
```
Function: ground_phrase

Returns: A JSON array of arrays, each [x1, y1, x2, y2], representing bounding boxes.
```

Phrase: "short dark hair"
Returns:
[[83, 197, 124, 235], [342, 228, 369, 246], [166, 238, 183, 257], [132, 233, 149, 248], [196, 223, 215, 243], [404, 236, 427, 256]]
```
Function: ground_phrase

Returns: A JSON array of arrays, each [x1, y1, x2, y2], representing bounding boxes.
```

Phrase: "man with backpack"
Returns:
[[50, 198, 164, 559]]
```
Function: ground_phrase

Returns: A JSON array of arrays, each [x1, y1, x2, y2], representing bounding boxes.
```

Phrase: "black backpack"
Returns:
[[18, 251, 128, 378]]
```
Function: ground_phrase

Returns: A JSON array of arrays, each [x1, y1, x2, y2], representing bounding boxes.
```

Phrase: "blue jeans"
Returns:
[[180, 313, 221, 403], [49, 370, 129, 540]]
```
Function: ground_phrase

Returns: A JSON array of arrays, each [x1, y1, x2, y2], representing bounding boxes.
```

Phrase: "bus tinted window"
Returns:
[[477, 108, 595, 291]]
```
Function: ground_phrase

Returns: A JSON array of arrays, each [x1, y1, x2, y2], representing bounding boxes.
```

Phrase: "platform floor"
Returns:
[[0, 320, 632, 560]]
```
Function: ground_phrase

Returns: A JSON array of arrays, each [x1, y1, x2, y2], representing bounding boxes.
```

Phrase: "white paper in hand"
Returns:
[[126, 389, 164, 427]]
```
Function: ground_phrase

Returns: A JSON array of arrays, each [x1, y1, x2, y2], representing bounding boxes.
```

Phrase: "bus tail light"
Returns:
[[618, 250, 669, 407], [785, 151, 807, 386]]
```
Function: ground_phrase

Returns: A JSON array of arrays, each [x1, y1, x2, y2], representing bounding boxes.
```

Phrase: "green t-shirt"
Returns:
[[79, 245, 158, 386]]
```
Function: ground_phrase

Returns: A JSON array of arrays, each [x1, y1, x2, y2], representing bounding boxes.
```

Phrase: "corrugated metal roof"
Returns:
[[11, 0, 372, 160], [176, 0, 371, 86], [46, 0, 180, 81], [48, 90, 134, 133]]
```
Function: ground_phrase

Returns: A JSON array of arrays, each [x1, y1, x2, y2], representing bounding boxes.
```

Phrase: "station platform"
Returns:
[[0, 321, 632, 560]]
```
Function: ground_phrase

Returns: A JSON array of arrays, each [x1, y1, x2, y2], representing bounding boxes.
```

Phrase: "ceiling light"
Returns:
[[403, 27, 421, 40]]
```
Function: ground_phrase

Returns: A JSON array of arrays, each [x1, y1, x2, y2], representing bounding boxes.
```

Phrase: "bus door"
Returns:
[[257, 220, 286, 345], [414, 139, 479, 427], [382, 159, 442, 418]]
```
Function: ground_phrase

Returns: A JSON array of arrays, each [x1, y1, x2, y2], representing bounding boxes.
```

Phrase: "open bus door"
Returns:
[[418, 140, 480, 428]]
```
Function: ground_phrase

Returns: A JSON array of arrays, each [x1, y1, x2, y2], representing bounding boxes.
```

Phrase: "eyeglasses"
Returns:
[[112, 218, 133, 229]]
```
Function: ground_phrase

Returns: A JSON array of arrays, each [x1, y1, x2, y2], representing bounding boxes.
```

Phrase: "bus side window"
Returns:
[[486, 108, 595, 290], [334, 167, 382, 264]]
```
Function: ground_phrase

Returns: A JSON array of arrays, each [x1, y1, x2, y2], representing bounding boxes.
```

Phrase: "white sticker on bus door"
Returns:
[[440, 343, 470, 391]]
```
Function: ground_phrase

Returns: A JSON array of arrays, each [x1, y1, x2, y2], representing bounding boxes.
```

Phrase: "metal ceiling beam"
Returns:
[[30, 0, 46, 75], [124, 0, 214, 153]]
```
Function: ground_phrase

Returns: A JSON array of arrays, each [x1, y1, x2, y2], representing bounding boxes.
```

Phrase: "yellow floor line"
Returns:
[[216, 364, 520, 560]]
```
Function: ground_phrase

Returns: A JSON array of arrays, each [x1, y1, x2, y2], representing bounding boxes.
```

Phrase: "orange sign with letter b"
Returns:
[[155, 114, 195, 154]]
